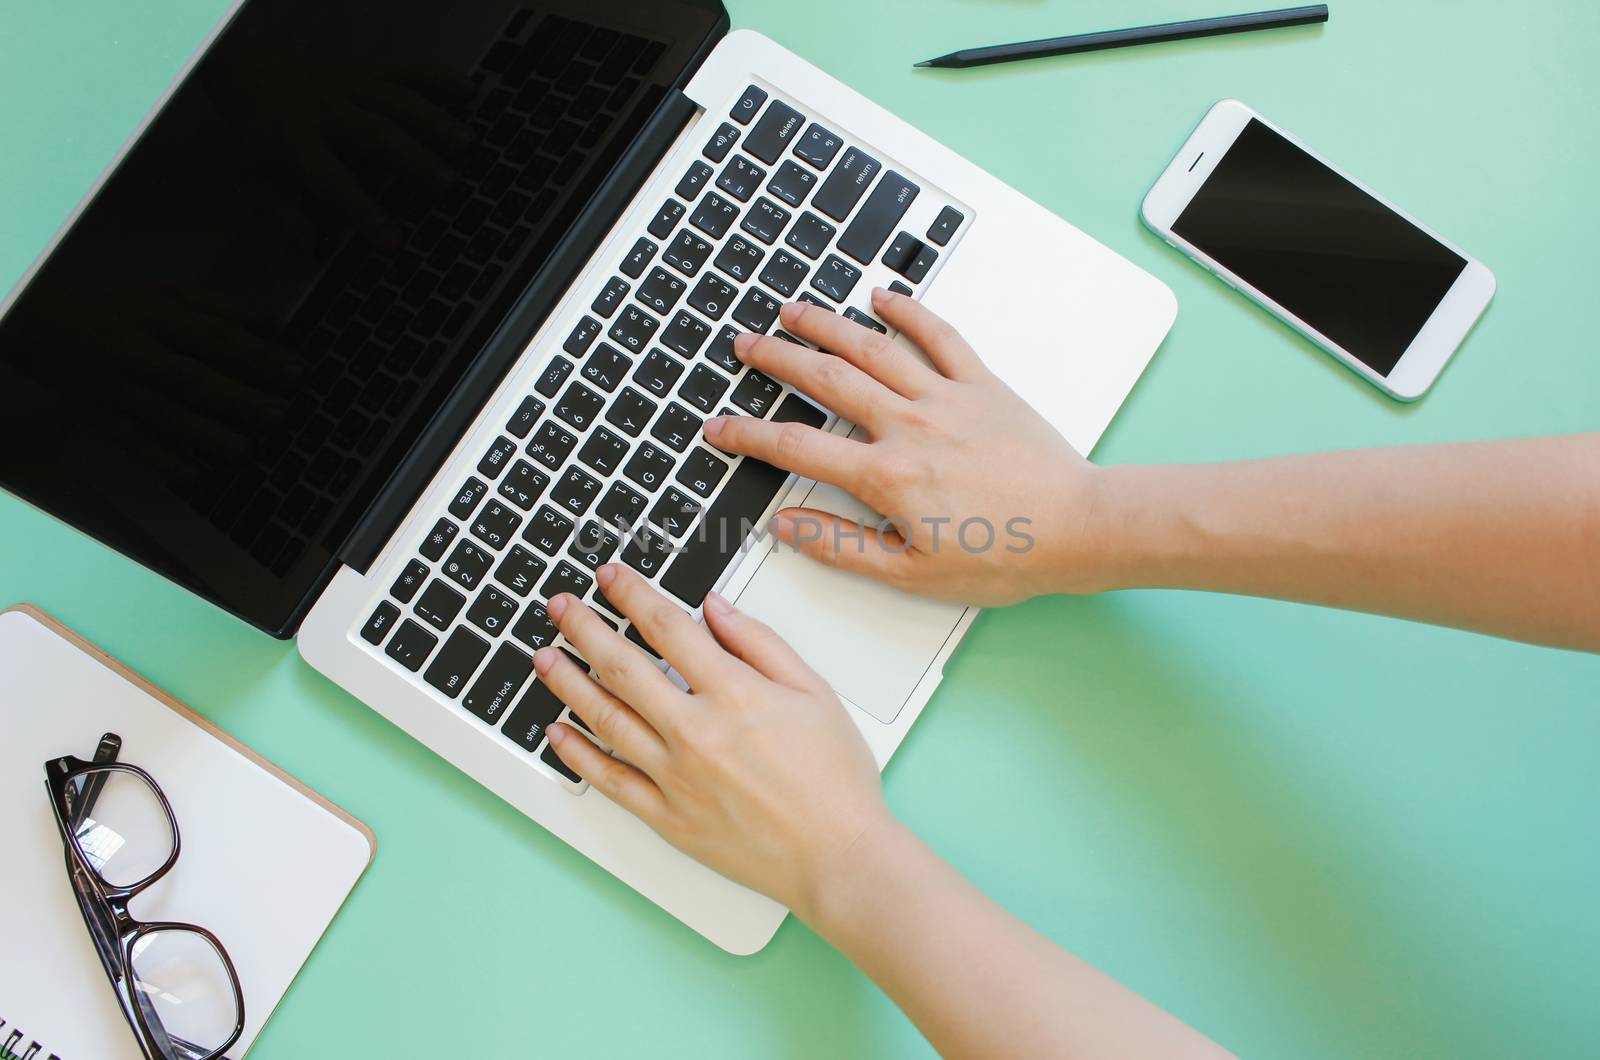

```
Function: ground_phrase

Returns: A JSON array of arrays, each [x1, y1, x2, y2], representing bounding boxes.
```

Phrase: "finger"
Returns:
[[534, 644, 666, 770], [701, 591, 827, 693], [734, 331, 906, 430], [546, 723, 667, 823], [771, 508, 918, 585], [776, 301, 939, 398], [702, 414, 873, 495], [546, 593, 683, 728], [869, 288, 988, 382], [594, 565, 738, 691], [353, 79, 474, 152], [331, 104, 457, 190], [289, 142, 402, 249], [147, 305, 306, 391]]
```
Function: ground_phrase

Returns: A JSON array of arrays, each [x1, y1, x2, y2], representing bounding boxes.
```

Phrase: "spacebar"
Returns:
[[660, 395, 827, 607]]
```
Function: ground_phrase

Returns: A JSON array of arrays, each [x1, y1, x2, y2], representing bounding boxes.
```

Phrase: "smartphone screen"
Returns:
[[1173, 119, 1466, 377]]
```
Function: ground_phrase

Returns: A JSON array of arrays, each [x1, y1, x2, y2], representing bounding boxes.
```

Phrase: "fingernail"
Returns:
[[548, 723, 568, 746], [779, 301, 803, 324], [769, 512, 794, 537], [547, 594, 569, 621], [704, 415, 726, 437], [596, 563, 617, 588], [705, 590, 733, 615], [534, 647, 557, 674], [733, 332, 758, 356]]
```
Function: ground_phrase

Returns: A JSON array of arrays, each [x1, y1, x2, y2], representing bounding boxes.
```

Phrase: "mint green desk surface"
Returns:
[[2, 2, 1596, 1056]]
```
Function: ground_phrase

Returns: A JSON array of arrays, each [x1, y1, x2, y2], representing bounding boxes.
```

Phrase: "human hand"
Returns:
[[704, 289, 1112, 606], [537, 564, 893, 921]]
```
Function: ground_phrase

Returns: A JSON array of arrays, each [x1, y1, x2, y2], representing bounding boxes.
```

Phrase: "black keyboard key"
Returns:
[[505, 396, 546, 439], [362, 601, 402, 645], [649, 486, 702, 539], [449, 477, 489, 520], [568, 520, 622, 567], [504, 677, 565, 750], [385, 619, 438, 671], [467, 585, 520, 637], [839, 171, 919, 264], [621, 525, 673, 578], [794, 123, 843, 169], [676, 160, 714, 200], [550, 465, 603, 517], [526, 420, 578, 471], [577, 426, 630, 476], [425, 627, 491, 699], [677, 364, 730, 413], [542, 742, 583, 782], [554, 381, 606, 431], [927, 205, 964, 247], [663, 230, 713, 277], [730, 84, 768, 125], [889, 280, 914, 297], [730, 369, 783, 417], [650, 401, 702, 452], [564, 315, 603, 356], [690, 192, 739, 240], [812, 148, 881, 222], [392, 559, 428, 603], [632, 348, 685, 398], [478, 436, 518, 479], [797, 292, 834, 311], [580, 342, 632, 392], [759, 250, 810, 298], [534, 356, 575, 398], [658, 395, 826, 606], [604, 386, 658, 437], [635, 267, 687, 316], [471, 499, 523, 550], [686, 273, 737, 321], [511, 601, 558, 652], [420, 518, 459, 561], [705, 324, 742, 373], [591, 276, 629, 318], [660, 310, 711, 359], [732, 286, 782, 334], [844, 306, 888, 333], [703, 121, 740, 162], [608, 304, 660, 353], [767, 160, 817, 208], [811, 254, 862, 302], [715, 155, 765, 203], [744, 99, 803, 164], [620, 237, 657, 279], [462, 642, 532, 725], [626, 621, 663, 657], [524, 505, 575, 554], [648, 199, 685, 240], [786, 211, 836, 260], [713, 236, 764, 284], [740, 197, 791, 245], [495, 545, 548, 597], [596, 480, 649, 528], [541, 559, 594, 600], [414, 579, 467, 631], [674, 447, 731, 498], [623, 441, 675, 492], [882, 231, 938, 284], [442, 540, 493, 590]]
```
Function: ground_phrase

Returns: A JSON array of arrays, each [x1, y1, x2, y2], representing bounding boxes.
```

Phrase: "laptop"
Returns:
[[0, 0, 1175, 953]]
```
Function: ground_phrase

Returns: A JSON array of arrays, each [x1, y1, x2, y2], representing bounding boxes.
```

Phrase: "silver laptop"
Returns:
[[0, 0, 1174, 953]]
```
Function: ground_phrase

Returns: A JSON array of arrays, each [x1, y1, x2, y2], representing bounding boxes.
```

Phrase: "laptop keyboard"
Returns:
[[356, 80, 970, 790]]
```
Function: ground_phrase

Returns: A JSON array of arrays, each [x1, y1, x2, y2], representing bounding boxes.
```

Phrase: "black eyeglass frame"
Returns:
[[44, 740, 245, 1060]]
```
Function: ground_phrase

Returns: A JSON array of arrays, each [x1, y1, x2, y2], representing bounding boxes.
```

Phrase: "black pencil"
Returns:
[[915, 5, 1329, 70]]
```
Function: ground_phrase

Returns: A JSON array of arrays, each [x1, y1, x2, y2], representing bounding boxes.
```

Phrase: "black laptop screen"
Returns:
[[0, 0, 721, 634]]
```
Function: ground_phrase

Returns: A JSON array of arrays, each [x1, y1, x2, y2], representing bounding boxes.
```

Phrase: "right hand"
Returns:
[[704, 289, 1115, 607]]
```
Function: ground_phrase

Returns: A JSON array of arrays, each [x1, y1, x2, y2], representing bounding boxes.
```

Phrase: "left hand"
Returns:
[[536, 564, 893, 921]]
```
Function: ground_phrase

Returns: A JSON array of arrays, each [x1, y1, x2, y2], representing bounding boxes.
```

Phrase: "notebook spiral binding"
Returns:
[[0, 1017, 60, 1060]]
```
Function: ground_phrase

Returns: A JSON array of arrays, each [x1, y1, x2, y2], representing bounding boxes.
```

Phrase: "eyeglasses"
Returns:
[[44, 733, 244, 1060]]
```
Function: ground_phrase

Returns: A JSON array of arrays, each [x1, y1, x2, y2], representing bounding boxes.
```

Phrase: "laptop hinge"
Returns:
[[333, 88, 700, 578]]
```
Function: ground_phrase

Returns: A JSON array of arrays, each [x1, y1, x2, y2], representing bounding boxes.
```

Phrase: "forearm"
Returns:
[[1091, 435, 1600, 652], [799, 817, 1230, 1060]]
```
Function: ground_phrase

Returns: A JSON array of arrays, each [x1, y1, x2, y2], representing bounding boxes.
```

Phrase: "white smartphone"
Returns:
[[1142, 99, 1495, 400]]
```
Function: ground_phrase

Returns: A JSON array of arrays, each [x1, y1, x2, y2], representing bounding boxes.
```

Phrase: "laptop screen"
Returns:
[[0, 0, 722, 635]]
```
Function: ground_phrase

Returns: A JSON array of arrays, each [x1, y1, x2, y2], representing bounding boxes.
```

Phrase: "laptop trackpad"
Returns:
[[732, 482, 966, 724]]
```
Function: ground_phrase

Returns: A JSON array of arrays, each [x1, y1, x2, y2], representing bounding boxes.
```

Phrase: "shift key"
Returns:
[[838, 171, 919, 264], [812, 148, 881, 222]]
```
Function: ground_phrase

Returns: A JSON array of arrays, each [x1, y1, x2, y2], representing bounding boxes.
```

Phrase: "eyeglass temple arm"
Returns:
[[68, 732, 123, 830]]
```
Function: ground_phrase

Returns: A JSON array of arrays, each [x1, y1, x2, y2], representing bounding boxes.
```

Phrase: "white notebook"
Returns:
[[0, 606, 373, 1059]]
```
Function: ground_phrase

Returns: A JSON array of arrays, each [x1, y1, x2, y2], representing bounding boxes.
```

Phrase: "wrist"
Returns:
[[1064, 463, 1184, 594], [790, 809, 917, 938]]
